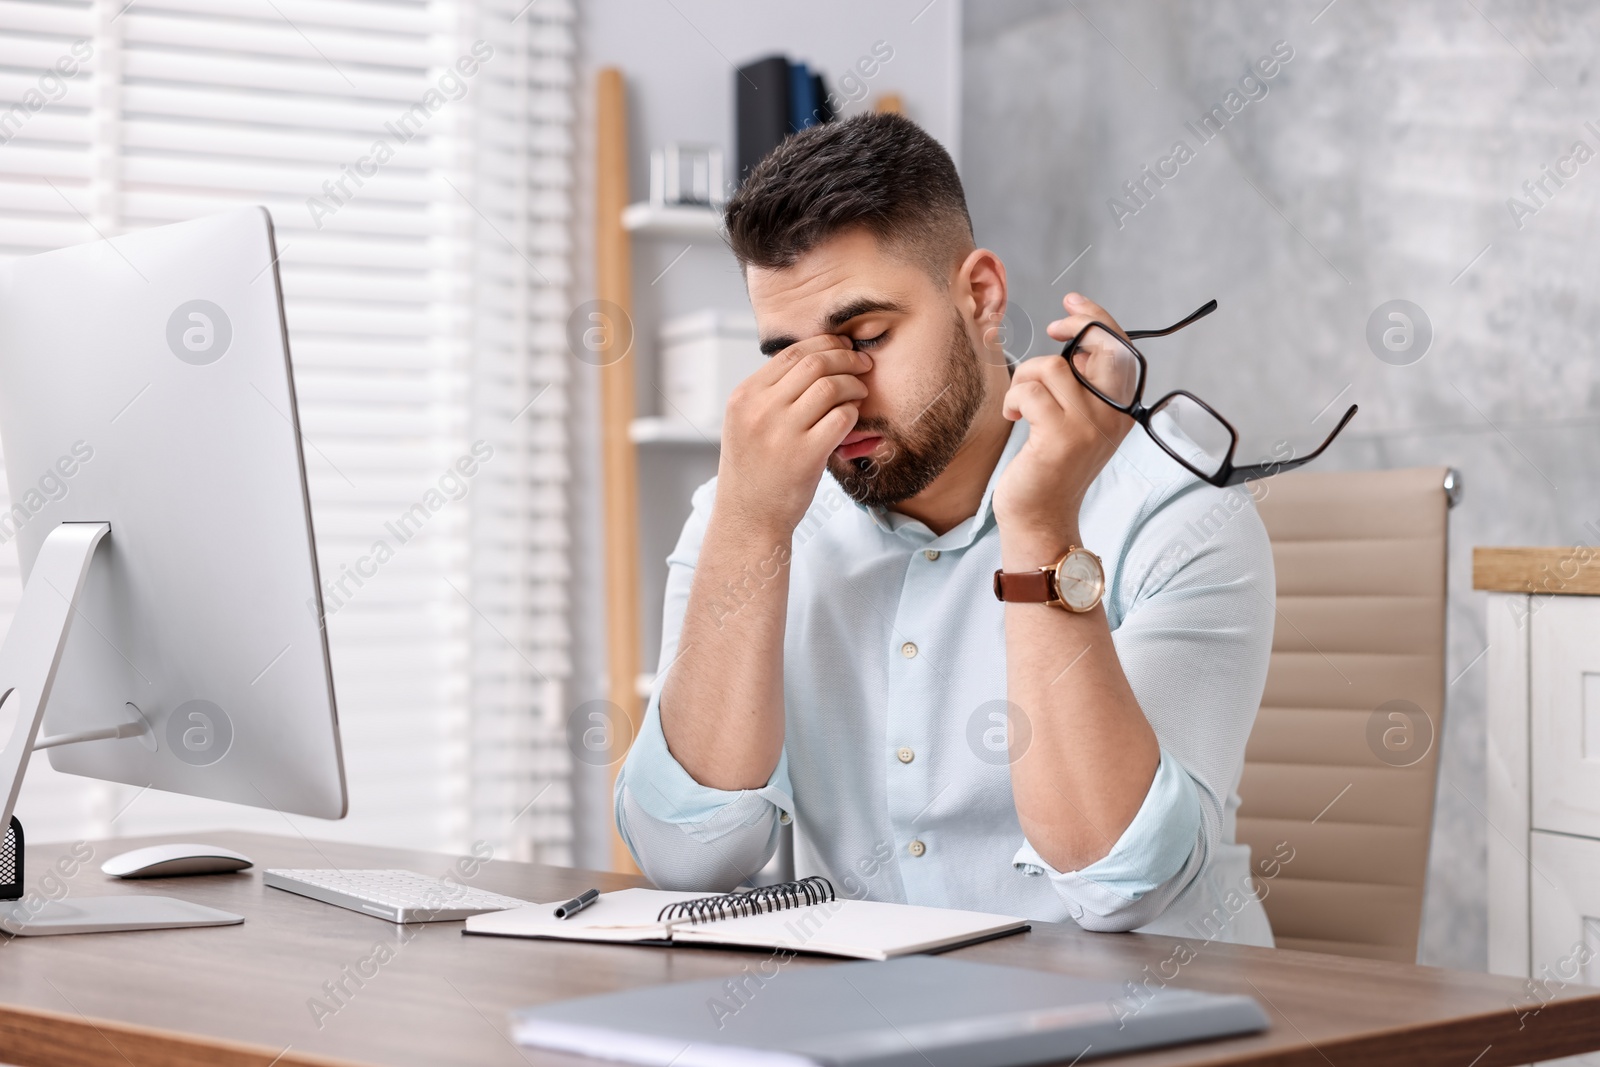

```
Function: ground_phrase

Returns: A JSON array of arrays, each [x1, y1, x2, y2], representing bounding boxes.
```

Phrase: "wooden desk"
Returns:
[[2, 832, 1597, 1067]]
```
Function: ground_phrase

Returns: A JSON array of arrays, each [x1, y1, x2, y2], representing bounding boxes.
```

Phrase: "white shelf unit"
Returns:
[[621, 202, 724, 239], [629, 416, 720, 446], [622, 204, 795, 887]]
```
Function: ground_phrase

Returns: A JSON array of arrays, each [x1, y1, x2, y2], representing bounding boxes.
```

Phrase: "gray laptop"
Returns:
[[510, 955, 1269, 1066]]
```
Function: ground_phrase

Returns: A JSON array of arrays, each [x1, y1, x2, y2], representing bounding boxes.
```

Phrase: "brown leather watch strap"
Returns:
[[992, 567, 1056, 603]]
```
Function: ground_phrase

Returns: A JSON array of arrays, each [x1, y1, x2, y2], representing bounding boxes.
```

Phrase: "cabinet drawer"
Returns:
[[1529, 832, 1600, 1001], [1532, 597, 1600, 837]]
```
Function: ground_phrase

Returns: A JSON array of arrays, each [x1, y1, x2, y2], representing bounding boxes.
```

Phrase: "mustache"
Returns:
[[847, 415, 896, 437]]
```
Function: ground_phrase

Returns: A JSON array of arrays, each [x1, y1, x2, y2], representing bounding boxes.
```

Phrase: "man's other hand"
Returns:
[[995, 292, 1134, 549]]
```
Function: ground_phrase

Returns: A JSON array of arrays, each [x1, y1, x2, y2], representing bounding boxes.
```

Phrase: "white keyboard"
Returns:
[[264, 868, 530, 923]]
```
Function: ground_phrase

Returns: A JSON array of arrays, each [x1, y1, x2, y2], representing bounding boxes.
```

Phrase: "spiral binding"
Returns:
[[655, 875, 836, 925]]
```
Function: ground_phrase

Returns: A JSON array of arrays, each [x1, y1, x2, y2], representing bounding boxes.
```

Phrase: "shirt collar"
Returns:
[[847, 418, 1030, 550]]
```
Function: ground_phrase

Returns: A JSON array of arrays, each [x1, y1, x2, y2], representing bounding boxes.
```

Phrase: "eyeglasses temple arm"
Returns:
[[1299, 403, 1358, 461], [1125, 299, 1219, 341], [1221, 404, 1358, 485]]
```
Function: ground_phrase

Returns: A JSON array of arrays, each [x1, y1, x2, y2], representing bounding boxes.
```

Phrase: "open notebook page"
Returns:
[[465, 888, 709, 942], [670, 899, 1028, 961]]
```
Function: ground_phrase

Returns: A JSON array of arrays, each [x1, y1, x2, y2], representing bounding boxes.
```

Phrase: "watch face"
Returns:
[[1054, 549, 1105, 612]]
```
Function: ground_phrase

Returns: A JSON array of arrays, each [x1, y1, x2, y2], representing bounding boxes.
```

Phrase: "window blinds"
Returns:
[[0, 0, 574, 863]]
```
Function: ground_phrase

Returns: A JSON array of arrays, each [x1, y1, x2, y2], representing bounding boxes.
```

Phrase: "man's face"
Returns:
[[746, 227, 988, 508]]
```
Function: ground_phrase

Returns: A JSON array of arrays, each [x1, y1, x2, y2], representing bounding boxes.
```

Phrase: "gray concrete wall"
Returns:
[[963, 0, 1600, 969]]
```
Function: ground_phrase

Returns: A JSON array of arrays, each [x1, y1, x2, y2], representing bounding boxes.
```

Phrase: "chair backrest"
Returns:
[[1236, 466, 1451, 962]]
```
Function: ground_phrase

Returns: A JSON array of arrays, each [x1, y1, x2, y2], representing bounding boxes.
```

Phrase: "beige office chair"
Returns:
[[1236, 466, 1455, 962]]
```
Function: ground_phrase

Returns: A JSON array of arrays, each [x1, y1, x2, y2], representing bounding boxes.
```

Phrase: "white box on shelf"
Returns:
[[660, 310, 762, 432]]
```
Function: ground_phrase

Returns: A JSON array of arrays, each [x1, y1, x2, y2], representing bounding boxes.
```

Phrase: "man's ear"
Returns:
[[955, 248, 1007, 357]]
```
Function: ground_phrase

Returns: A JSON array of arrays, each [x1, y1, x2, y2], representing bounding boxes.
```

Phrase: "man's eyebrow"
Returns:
[[823, 296, 907, 331], [759, 334, 796, 357], [757, 297, 909, 356]]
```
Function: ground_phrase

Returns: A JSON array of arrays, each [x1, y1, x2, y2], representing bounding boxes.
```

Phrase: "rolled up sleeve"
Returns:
[[1012, 749, 1203, 930], [613, 478, 793, 891], [615, 690, 794, 891]]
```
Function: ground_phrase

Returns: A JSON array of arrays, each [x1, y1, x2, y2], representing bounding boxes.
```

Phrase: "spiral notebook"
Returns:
[[463, 877, 1029, 961]]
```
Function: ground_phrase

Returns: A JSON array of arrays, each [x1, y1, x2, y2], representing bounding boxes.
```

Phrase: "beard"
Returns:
[[827, 311, 987, 509]]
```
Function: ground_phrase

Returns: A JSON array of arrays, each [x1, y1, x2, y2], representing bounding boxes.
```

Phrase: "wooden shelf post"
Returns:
[[595, 67, 642, 873]]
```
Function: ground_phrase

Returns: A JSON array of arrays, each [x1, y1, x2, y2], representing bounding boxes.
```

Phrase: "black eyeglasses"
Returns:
[[1060, 299, 1356, 488]]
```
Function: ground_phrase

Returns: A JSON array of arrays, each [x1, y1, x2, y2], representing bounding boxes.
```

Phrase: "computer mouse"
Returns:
[[101, 843, 254, 879]]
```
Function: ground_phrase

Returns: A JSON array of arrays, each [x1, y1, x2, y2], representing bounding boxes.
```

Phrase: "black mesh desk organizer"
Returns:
[[1, 816, 21, 900]]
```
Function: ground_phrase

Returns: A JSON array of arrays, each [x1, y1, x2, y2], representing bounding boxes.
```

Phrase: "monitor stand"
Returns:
[[0, 522, 244, 935]]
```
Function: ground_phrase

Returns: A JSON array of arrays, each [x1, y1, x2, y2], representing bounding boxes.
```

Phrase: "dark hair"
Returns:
[[724, 112, 974, 281]]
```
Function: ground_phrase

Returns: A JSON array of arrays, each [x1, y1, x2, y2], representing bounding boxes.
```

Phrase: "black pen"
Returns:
[[553, 887, 600, 919]]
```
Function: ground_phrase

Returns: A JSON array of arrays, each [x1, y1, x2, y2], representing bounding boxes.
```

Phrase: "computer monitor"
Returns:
[[0, 207, 347, 874]]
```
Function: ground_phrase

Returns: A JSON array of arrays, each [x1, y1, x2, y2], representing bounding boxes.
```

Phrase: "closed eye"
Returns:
[[851, 332, 888, 351]]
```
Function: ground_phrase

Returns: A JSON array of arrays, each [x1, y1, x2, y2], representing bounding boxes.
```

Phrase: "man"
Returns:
[[614, 113, 1275, 945]]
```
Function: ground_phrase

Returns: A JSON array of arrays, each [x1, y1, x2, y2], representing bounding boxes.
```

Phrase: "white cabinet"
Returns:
[[1531, 598, 1600, 840], [1483, 571, 1600, 986], [1484, 571, 1600, 1067], [1528, 829, 1600, 1067], [1529, 831, 1600, 988]]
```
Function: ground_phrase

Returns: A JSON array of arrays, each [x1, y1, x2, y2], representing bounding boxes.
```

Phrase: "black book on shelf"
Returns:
[[736, 54, 791, 186]]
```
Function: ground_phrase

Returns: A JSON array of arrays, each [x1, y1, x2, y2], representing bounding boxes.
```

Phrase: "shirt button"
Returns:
[[908, 839, 927, 858], [923, 549, 940, 561], [779, 810, 792, 825], [901, 641, 918, 659], [896, 747, 914, 764]]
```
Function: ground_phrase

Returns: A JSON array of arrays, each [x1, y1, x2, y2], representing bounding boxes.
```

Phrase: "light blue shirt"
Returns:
[[616, 418, 1277, 945]]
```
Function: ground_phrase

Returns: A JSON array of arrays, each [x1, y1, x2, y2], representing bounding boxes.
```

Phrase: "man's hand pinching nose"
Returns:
[[716, 332, 872, 536]]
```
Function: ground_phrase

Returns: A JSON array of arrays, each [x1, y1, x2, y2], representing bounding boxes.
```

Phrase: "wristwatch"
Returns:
[[992, 546, 1105, 613]]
